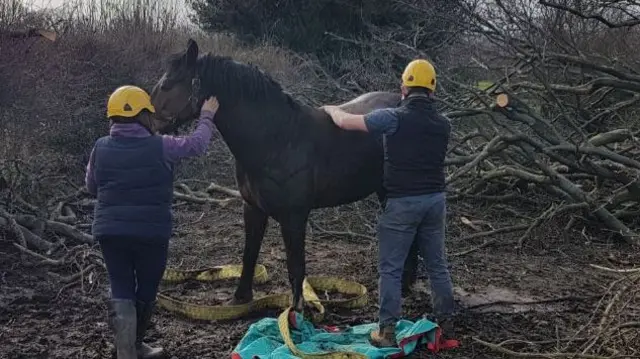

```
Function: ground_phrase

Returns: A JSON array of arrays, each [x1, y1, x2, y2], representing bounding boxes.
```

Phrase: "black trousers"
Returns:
[[98, 235, 169, 302]]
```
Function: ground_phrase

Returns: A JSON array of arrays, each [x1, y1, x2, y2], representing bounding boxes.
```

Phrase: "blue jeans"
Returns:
[[98, 236, 169, 302], [377, 192, 454, 326]]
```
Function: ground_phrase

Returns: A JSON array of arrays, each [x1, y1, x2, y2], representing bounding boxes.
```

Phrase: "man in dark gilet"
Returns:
[[322, 59, 455, 348]]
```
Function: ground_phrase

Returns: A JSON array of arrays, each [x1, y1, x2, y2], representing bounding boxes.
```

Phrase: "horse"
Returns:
[[149, 39, 420, 315]]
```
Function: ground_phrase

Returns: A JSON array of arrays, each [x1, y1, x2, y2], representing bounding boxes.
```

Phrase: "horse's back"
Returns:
[[336, 91, 401, 115], [243, 91, 399, 210], [308, 92, 400, 208]]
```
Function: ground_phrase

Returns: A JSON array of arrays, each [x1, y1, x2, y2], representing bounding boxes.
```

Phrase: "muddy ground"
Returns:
[[1, 174, 638, 358]]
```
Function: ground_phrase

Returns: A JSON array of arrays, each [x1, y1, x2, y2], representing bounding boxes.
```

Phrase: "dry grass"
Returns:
[[0, 0, 340, 196]]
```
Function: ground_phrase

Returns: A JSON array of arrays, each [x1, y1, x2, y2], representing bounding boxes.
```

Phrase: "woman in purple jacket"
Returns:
[[85, 85, 218, 359]]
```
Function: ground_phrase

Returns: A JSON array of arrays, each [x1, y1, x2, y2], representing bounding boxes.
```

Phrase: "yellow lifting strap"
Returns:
[[157, 264, 371, 358], [277, 307, 370, 359], [156, 264, 368, 323]]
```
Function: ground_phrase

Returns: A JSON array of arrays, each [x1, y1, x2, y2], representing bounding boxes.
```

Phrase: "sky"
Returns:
[[29, 0, 65, 7], [29, 0, 186, 9], [26, 0, 193, 25]]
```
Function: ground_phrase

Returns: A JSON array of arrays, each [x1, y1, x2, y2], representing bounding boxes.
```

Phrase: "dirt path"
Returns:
[[1, 198, 637, 359]]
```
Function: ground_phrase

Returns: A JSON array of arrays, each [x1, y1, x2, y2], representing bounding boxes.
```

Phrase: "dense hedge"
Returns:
[[189, 0, 467, 73]]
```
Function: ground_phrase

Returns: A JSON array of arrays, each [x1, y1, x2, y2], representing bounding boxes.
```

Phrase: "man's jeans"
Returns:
[[377, 191, 455, 327]]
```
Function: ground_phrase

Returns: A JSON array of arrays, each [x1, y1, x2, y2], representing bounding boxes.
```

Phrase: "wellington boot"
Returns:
[[135, 300, 165, 359], [109, 299, 138, 359]]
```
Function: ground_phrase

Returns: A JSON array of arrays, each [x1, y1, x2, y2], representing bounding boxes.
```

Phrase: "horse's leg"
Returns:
[[231, 201, 269, 304], [377, 188, 417, 296], [278, 209, 310, 313]]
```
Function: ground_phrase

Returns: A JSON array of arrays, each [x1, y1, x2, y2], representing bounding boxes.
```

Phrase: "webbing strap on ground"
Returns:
[[156, 264, 368, 323], [277, 307, 369, 359]]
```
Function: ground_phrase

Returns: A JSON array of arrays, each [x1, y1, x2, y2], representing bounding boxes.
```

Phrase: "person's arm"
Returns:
[[162, 110, 216, 163], [85, 146, 97, 196], [162, 97, 219, 163], [323, 106, 398, 135], [323, 106, 369, 132]]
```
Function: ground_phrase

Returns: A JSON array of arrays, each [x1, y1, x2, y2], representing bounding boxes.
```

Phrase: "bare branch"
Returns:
[[539, 1, 640, 28]]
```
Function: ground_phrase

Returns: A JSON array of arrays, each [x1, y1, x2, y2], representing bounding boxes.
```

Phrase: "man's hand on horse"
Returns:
[[202, 96, 219, 113], [320, 105, 339, 113], [321, 105, 368, 132]]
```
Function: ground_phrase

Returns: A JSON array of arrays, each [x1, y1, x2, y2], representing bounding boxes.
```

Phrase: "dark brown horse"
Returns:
[[150, 39, 420, 314]]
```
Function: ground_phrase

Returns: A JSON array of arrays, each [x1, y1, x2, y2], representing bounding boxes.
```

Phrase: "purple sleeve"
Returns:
[[162, 110, 216, 163], [85, 146, 97, 195]]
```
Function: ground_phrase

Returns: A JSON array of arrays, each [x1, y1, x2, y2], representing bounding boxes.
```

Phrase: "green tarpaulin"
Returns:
[[231, 311, 454, 359]]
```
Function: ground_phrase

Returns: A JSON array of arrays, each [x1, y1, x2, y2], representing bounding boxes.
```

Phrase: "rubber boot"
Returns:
[[370, 324, 397, 348], [109, 299, 138, 359], [135, 300, 165, 359]]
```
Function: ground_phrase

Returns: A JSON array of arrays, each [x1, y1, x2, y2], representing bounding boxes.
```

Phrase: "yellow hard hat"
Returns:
[[401, 59, 436, 92], [106, 85, 155, 118]]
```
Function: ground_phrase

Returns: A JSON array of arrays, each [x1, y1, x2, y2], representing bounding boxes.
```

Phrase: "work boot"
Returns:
[[426, 313, 456, 341], [135, 300, 165, 359], [437, 316, 455, 340], [431, 293, 457, 339], [109, 299, 138, 359], [370, 324, 397, 348]]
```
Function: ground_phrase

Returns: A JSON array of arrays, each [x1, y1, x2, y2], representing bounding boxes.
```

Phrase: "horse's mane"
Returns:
[[194, 53, 302, 109]]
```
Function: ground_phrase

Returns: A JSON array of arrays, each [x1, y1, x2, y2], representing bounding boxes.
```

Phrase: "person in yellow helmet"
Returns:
[[322, 59, 455, 348], [85, 85, 218, 359]]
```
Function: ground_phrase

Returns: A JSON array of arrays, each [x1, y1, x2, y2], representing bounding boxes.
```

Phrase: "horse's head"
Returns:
[[150, 38, 202, 134]]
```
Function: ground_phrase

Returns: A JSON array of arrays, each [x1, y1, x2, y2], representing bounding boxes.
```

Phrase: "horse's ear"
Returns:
[[185, 38, 199, 67]]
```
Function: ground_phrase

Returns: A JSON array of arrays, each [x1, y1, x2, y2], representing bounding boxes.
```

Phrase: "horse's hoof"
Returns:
[[296, 301, 321, 321], [304, 301, 318, 312]]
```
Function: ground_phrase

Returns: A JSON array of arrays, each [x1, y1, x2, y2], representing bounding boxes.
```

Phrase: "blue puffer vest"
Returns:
[[92, 135, 174, 240]]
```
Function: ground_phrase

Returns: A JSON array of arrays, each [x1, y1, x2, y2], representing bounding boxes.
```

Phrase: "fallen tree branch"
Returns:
[[43, 219, 93, 244], [472, 337, 615, 359], [446, 136, 507, 184], [589, 264, 640, 274], [451, 224, 530, 256], [545, 144, 640, 170], [50, 201, 77, 224], [456, 114, 640, 245], [588, 129, 634, 147], [0, 211, 54, 252], [514, 77, 640, 95], [309, 220, 376, 241], [173, 191, 236, 207], [461, 223, 530, 241], [517, 202, 590, 248], [466, 294, 601, 311], [48, 264, 99, 284], [12, 243, 61, 265], [0, 210, 93, 245], [579, 274, 640, 354], [205, 183, 242, 198], [538, 1, 640, 29]]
